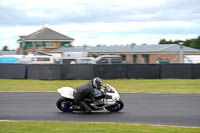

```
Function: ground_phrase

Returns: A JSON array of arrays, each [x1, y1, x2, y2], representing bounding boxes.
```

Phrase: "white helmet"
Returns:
[[92, 77, 103, 89]]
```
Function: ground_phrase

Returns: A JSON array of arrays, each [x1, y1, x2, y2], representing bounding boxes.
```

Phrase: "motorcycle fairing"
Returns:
[[58, 87, 74, 99]]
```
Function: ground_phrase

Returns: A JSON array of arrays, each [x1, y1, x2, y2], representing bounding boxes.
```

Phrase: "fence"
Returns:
[[0, 64, 200, 80]]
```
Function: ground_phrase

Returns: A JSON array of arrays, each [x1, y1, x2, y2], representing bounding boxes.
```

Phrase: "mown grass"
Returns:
[[0, 79, 200, 94], [0, 121, 199, 133]]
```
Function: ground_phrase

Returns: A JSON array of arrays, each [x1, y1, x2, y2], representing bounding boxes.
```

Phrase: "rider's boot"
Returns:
[[79, 101, 92, 114]]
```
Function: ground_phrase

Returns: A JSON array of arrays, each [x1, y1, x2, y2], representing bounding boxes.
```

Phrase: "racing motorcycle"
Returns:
[[56, 84, 124, 113]]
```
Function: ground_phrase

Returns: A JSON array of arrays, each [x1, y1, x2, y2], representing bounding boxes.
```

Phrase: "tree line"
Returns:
[[159, 36, 200, 49]]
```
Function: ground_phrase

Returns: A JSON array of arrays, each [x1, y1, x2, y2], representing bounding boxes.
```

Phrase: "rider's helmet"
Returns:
[[92, 77, 103, 89]]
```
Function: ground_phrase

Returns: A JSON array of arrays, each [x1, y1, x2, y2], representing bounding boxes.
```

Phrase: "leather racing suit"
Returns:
[[73, 80, 96, 113]]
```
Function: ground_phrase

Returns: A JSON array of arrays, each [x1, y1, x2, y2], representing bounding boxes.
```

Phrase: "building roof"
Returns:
[[19, 27, 74, 41], [0, 51, 17, 55], [49, 44, 200, 54]]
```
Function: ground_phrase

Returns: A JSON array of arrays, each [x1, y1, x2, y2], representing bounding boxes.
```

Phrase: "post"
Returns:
[[179, 42, 184, 63]]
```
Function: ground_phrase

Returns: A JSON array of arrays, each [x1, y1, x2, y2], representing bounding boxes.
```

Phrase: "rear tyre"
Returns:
[[105, 100, 124, 112], [56, 97, 74, 112]]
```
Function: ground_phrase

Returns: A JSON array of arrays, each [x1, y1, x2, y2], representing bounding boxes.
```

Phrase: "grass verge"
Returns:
[[0, 79, 200, 94], [0, 121, 199, 133]]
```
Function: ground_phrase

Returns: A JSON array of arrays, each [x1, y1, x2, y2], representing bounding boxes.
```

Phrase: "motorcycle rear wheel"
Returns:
[[56, 97, 74, 112], [105, 100, 124, 112]]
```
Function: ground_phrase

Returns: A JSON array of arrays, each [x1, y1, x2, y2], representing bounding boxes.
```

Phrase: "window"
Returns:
[[121, 55, 126, 62], [143, 54, 149, 64], [27, 42, 33, 48], [132, 55, 137, 63], [36, 57, 50, 61], [111, 57, 122, 64], [31, 58, 35, 61], [20, 42, 33, 49], [37, 42, 46, 47], [157, 58, 170, 64], [97, 58, 108, 64], [61, 42, 70, 47], [21, 42, 27, 49], [46, 42, 56, 48]]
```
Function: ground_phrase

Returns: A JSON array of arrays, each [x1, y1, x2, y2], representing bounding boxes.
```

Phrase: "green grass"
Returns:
[[0, 121, 199, 133], [0, 79, 200, 94]]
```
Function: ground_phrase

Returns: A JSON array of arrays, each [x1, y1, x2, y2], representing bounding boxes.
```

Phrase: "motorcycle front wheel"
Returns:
[[56, 97, 74, 112], [105, 100, 124, 112]]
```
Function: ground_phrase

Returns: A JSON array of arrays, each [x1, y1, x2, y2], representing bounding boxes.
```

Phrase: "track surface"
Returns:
[[0, 92, 200, 127]]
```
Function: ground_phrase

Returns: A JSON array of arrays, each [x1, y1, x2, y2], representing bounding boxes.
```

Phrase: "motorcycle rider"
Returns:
[[73, 77, 103, 114]]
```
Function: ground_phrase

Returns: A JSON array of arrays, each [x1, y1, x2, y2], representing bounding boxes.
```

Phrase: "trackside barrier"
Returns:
[[127, 64, 160, 79], [160, 64, 192, 79], [27, 64, 62, 80], [61, 64, 94, 80], [94, 64, 128, 79], [0, 64, 26, 79], [191, 64, 200, 79], [0, 64, 200, 80]]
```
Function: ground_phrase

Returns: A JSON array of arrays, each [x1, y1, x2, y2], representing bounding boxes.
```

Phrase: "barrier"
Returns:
[[0, 64, 26, 79], [0, 64, 200, 80], [94, 64, 128, 79], [127, 64, 160, 79], [191, 64, 200, 79], [62, 64, 94, 80], [27, 64, 62, 80], [160, 64, 192, 79]]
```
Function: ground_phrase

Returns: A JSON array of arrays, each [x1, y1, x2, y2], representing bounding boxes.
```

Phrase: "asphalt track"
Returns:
[[0, 92, 200, 127]]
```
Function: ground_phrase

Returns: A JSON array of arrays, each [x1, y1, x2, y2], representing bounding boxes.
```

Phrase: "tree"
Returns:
[[159, 39, 167, 44], [158, 36, 200, 49], [174, 40, 183, 44], [159, 39, 174, 44], [191, 36, 200, 49], [2, 45, 9, 51]]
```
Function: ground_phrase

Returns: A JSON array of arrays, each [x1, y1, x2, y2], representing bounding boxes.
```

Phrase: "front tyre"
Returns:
[[105, 100, 124, 112], [56, 97, 74, 112]]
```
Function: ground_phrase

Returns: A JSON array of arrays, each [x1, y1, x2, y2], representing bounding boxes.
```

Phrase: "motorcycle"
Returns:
[[56, 84, 124, 113]]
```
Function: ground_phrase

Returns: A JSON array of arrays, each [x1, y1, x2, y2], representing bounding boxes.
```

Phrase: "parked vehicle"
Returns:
[[0, 55, 25, 63], [93, 55, 122, 64], [56, 84, 124, 113], [49, 53, 62, 64], [76, 57, 95, 64], [61, 52, 89, 64], [63, 52, 88, 59], [25, 55, 54, 64]]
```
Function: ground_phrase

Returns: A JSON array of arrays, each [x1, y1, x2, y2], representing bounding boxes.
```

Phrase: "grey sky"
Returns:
[[1, 0, 200, 24], [0, 0, 200, 49]]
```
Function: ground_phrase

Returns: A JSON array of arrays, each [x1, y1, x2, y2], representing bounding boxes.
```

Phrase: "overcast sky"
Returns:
[[0, 0, 200, 49]]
